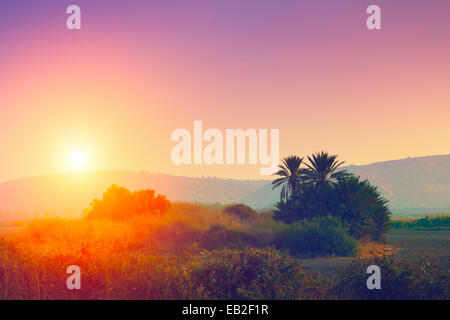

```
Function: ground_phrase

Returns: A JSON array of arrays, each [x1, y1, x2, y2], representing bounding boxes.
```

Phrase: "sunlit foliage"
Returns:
[[86, 185, 171, 220]]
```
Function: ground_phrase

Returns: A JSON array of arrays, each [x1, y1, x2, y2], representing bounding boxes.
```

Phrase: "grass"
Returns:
[[0, 203, 448, 300], [386, 230, 450, 267], [301, 229, 450, 278]]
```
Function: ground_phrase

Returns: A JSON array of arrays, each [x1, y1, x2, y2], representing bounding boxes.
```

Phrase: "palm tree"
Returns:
[[303, 151, 349, 187], [272, 155, 304, 202]]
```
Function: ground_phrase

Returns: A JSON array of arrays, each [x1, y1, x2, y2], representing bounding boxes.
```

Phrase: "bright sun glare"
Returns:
[[69, 151, 87, 168]]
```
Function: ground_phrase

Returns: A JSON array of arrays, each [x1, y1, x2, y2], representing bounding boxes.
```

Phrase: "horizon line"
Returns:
[[1, 153, 449, 185]]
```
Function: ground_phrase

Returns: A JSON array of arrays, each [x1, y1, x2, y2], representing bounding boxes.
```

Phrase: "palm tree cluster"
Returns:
[[271, 151, 390, 242], [272, 151, 348, 202]]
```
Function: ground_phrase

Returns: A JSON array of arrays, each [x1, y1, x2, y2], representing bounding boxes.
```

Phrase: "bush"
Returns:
[[190, 247, 324, 299], [332, 257, 449, 300], [276, 216, 358, 257], [223, 204, 258, 220], [332, 176, 390, 241], [86, 185, 171, 220]]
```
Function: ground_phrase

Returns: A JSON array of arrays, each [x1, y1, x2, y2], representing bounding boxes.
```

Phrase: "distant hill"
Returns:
[[345, 155, 450, 214], [0, 155, 449, 219], [242, 154, 450, 214]]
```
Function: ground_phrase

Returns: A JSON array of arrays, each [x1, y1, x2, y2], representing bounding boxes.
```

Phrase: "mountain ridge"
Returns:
[[242, 154, 450, 214], [0, 154, 449, 219]]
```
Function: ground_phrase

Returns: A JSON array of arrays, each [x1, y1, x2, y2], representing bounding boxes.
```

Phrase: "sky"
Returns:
[[0, 0, 449, 181]]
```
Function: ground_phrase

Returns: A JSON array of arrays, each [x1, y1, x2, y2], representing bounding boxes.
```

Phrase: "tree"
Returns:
[[332, 176, 390, 242], [303, 151, 349, 187], [271, 155, 305, 202], [273, 175, 391, 242], [273, 184, 333, 223], [86, 184, 171, 220]]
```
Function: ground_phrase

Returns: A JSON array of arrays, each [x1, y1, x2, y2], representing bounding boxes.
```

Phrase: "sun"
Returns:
[[69, 151, 87, 168]]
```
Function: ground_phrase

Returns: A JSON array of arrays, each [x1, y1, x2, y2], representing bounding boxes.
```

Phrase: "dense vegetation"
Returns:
[[272, 152, 390, 242], [390, 215, 450, 231], [332, 257, 449, 299], [86, 184, 171, 220], [276, 216, 358, 257], [0, 199, 447, 299], [0, 173, 447, 300]]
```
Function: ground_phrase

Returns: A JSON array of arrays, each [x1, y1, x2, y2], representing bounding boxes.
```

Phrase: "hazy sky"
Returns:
[[1, 0, 449, 181]]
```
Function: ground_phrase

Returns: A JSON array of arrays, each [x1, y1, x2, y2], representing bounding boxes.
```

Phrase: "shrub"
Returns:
[[190, 247, 324, 299], [86, 185, 171, 220], [276, 216, 358, 257], [332, 176, 390, 241], [332, 257, 449, 300], [223, 204, 258, 220]]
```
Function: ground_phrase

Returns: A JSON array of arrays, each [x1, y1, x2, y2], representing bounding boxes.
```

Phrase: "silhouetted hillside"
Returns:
[[241, 155, 450, 214], [346, 155, 450, 214]]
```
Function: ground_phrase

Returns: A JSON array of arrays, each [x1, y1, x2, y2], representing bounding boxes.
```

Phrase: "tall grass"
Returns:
[[332, 257, 449, 300], [1, 202, 448, 300]]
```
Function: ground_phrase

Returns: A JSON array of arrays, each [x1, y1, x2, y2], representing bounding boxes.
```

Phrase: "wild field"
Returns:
[[301, 229, 449, 277], [390, 214, 450, 231], [0, 191, 448, 300]]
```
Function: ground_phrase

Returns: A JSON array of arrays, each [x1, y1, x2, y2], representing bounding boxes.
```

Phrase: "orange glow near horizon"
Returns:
[[0, 1, 449, 182]]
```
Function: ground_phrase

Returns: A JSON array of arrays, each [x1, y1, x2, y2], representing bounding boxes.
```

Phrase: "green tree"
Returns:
[[271, 155, 304, 202], [332, 176, 390, 241], [86, 184, 171, 220], [274, 176, 391, 242], [273, 184, 332, 223], [303, 151, 348, 187]]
